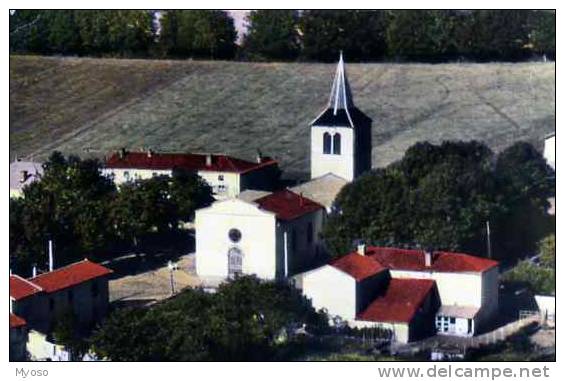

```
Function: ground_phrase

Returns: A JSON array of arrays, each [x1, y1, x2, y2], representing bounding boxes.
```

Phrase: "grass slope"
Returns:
[[10, 55, 555, 177]]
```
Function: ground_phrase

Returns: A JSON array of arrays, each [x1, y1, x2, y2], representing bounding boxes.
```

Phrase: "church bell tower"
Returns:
[[310, 53, 372, 181]]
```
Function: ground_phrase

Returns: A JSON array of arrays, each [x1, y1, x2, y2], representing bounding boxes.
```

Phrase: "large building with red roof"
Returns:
[[9, 259, 112, 339], [195, 189, 325, 281], [299, 245, 499, 343], [103, 149, 280, 199]]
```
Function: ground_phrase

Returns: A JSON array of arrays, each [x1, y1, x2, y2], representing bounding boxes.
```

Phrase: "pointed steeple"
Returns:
[[328, 51, 354, 115]]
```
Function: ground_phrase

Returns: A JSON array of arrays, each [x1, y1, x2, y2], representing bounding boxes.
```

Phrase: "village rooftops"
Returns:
[[10, 259, 112, 299], [254, 189, 324, 221], [105, 150, 278, 174], [347, 246, 499, 274], [30, 259, 113, 293], [357, 278, 436, 323], [329, 252, 386, 281], [10, 313, 27, 329], [290, 173, 348, 210]]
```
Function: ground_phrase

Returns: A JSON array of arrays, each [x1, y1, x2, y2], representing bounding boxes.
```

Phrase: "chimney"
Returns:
[[118, 147, 127, 159], [299, 192, 304, 207], [357, 243, 366, 256], [206, 154, 212, 167], [32, 265, 37, 278], [256, 149, 263, 163], [20, 170, 29, 183], [48, 240, 54, 272], [147, 148, 153, 158], [424, 249, 433, 267]]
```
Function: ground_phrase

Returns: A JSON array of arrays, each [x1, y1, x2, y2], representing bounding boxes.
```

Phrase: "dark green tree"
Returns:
[[300, 10, 388, 62], [386, 10, 459, 62], [160, 10, 237, 59], [528, 11, 555, 59], [169, 168, 214, 223], [242, 10, 300, 61], [47, 10, 81, 54]]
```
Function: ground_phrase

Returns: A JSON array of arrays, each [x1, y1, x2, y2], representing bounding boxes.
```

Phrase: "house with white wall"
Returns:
[[103, 150, 280, 199], [10, 160, 43, 198], [9, 259, 112, 361], [300, 245, 498, 343], [195, 189, 325, 282]]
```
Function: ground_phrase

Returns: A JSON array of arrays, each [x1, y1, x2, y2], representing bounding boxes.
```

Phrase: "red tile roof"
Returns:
[[30, 259, 112, 294], [10, 275, 43, 301], [254, 189, 324, 221], [105, 151, 277, 174], [9, 313, 27, 329], [359, 246, 498, 273], [357, 278, 436, 323], [329, 253, 386, 281]]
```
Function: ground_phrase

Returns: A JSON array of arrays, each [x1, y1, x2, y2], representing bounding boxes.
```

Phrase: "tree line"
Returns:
[[10, 10, 555, 62], [10, 152, 214, 276], [323, 141, 555, 262]]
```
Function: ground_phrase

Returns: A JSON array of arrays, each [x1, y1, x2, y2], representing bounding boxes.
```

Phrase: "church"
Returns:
[[195, 53, 373, 281]]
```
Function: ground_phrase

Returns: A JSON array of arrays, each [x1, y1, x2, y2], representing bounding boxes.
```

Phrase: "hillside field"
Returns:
[[10, 55, 555, 178]]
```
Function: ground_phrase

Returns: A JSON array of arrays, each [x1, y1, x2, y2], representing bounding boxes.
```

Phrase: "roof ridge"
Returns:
[[29, 258, 95, 280], [11, 273, 43, 291]]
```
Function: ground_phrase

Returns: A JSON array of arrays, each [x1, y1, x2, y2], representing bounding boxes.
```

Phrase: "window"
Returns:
[[228, 228, 242, 243], [333, 133, 341, 155], [218, 184, 227, 192], [323, 132, 331, 154], [450, 317, 456, 324], [49, 298, 55, 311], [307, 222, 313, 244], [124, 171, 130, 181], [218, 175, 224, 181], [91, 282, 99, 298], [228, 247, 243, 277]]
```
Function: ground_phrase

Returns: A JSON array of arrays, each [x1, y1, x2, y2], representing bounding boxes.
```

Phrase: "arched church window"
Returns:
[[333, 133, 341, 155], [323, 132, 331, 154], [228, 247, 243, 277]]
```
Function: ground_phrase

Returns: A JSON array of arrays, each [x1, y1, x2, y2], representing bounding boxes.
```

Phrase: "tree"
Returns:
[[160, 10, 237, 59], [169, 168, 214, 223], [300, 10, 388, 62], [464, 10, 531, 61], [494, 142, 555, 257], [529, 11, 555, 59], [539, 234, 555, 269], [52, 310, 88, 359], [91, 276, 327, 361], [386, 10, 459, 61], [242, 10, 300, 61], [47, 10, 81, 54], [324, 141, 506, 258], [10, 152, 116, 275]]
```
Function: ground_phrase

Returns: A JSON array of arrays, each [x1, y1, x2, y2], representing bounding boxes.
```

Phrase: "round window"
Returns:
[[228, 228, 242, 243]]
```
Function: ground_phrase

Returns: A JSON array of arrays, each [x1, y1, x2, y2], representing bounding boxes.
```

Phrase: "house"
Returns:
[[310, 52, 372, 181], [299, 245, 498, 343], [544, 132, 555, 170], [9, 259, 112, 361], [195, 189, 325, 281], [102, 150, 280, 199], [10, 160, 43, 198], [9, 313, 28, 361]]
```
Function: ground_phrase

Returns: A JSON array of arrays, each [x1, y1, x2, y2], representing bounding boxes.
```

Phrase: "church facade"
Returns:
[[195, 54, 372, 282]]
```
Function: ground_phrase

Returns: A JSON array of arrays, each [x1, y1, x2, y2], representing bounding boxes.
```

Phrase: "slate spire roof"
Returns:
[[311, 53, 371, 128], [328, 51, 354, 115]]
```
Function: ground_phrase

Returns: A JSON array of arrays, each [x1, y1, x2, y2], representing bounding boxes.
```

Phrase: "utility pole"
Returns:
[[486, 220, 492, 259], [168, 260, 176, 295]]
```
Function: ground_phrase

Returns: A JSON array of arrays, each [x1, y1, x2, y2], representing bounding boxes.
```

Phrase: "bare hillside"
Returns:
[[10, 55, 555, 177]]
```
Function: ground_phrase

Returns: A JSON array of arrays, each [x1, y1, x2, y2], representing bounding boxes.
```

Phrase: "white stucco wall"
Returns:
[[544, 135, 555, 169], [102, 168, 242, 199], [195, 199, 278, 279], [311, 126, 355, 181], [301, 266, 357, 321]]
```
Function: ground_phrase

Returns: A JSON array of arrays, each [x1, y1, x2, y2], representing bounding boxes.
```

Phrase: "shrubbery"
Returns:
[[91, 275, 329, 361]]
